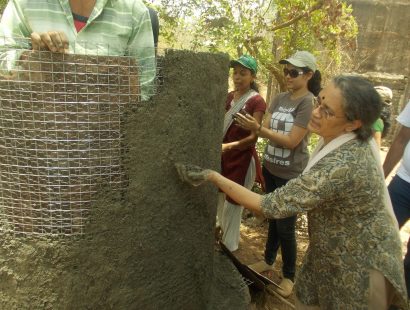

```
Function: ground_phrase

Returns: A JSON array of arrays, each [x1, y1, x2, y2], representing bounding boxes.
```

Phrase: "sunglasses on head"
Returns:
[[283, 68, 304, 78]]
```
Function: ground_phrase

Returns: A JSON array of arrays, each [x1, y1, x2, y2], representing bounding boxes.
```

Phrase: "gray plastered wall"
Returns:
[[0, 50, 250, 309]]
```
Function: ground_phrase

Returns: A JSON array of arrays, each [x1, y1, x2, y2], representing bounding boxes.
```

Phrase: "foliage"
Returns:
[[256, 137, 268, 161], [148, 0, 358, 88]]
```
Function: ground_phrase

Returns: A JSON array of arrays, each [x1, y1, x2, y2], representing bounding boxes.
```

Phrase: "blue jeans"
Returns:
[[262, 167, 297, 281], [389, 175, 410, 298]]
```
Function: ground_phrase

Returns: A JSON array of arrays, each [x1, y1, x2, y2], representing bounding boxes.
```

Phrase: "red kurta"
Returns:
[[222, 91, 266, 203]]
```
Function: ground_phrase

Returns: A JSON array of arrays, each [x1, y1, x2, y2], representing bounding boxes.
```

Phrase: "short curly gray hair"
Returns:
[[333, 75, 382, 141]]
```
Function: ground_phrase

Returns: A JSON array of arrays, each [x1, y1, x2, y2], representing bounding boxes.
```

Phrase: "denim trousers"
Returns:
[[262, 166, 297, 281], [388, 175, 410, 298]]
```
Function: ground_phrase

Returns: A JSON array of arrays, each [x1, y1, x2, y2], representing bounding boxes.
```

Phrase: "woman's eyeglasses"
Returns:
[[283, 68, 304, 78], [314, 96, 346, 119]]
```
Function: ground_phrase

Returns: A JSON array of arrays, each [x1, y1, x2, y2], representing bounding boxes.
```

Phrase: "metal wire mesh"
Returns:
[[241, 276, 254, 288], [0, 44, 158, 236]]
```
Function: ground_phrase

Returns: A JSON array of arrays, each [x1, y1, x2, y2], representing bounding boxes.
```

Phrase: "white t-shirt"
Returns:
[[396, 101, 410, 183]]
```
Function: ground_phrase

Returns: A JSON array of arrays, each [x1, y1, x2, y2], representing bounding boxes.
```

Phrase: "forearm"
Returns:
[[383, 126, 410, 177], [226, 111, 264, 151], [130, 6, 156, 100], [223, 134, 257, 151], [373, 132, 382, 148], [208, 171, 263, 214], [258, 127, 296, 149], [383, 143, 405, 177]]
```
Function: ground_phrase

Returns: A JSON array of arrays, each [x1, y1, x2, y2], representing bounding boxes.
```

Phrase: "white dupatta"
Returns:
[[304, 133, 399, 231], [223, 89, 258, 137]]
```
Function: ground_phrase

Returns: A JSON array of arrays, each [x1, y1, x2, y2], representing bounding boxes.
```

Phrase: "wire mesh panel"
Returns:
[[240, 276, 254, 291], [0, 50, 140, 236]]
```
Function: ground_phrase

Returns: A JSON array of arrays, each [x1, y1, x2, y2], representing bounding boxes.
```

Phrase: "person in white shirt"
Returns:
[[383, 99, 410, 299]]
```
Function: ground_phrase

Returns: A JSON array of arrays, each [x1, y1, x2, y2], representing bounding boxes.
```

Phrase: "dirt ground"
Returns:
[[233, 212, 308, 309]]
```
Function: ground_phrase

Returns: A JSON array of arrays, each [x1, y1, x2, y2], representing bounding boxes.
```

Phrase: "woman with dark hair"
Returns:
[[247, 51, 321, 297], [217, 54, 266, 252], [176, 75, 408, 309]]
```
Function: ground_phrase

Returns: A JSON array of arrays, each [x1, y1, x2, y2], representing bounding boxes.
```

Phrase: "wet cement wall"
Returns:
[[0, 50, 249, 309], [347, 0, 410, 145], [347, 0, 410, 76]]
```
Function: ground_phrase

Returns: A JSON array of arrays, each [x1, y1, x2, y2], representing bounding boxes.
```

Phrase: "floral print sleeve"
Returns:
[[259, 139, 409, 309], [261, 167, 337, 219]]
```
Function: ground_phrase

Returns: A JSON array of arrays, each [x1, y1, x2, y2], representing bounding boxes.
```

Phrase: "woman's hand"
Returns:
[[175, 163, 213, 187], [176, 163, 263, 214], [222, 143, 234, 153], [31, 31, 69, 53], [234, 112, 260, 132]]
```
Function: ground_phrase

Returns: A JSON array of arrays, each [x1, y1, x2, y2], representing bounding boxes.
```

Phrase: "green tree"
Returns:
[[0, 0, 7, 13], [148, 0, 357, 96]]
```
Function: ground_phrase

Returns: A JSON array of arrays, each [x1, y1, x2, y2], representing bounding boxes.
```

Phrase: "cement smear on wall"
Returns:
[[347, 0, 410, 76], [0, 50, 250, 309]]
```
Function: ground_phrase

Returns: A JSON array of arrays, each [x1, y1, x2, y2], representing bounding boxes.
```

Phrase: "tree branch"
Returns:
[[270, 0, 324, 32], [250, 0, 325, 43]]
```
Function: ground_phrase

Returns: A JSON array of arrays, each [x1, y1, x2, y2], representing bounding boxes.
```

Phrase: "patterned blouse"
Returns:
[[261, 139, 408, 309]]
